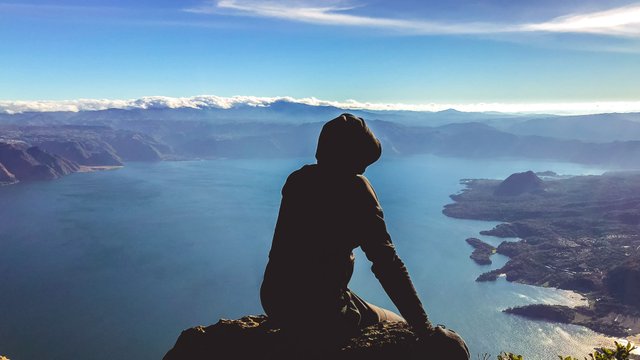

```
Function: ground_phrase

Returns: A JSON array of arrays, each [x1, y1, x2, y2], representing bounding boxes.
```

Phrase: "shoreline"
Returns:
[[443, 172, 640, 342], [77, 165, 124, 173]]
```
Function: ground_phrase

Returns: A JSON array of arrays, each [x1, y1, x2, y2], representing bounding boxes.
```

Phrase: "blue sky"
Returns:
[[1, 0, 639, 111]]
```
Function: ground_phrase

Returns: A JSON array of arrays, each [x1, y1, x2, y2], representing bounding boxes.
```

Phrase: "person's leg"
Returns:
[[347, 290, 406, 327], [365, 301, 406, 323]]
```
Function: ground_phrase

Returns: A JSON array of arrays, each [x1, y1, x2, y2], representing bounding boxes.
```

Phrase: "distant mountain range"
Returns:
[[504, 112, 640, 143], [0, 103, 639, 184]]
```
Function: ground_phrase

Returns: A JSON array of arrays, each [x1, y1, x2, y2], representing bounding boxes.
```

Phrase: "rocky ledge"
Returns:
[[163, 315, 468, 360]]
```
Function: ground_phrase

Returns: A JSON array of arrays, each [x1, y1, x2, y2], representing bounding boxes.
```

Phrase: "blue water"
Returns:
[[0, 155, 617, 359]]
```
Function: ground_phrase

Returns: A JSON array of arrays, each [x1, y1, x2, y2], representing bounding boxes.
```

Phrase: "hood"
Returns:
[[315, 113, 382, 174]]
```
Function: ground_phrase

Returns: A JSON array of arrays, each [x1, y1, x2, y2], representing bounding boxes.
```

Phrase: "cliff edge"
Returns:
[[163, 315, 468, 360]]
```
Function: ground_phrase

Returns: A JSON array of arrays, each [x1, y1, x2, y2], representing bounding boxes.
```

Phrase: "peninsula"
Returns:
[[444, 171, 640, 339]]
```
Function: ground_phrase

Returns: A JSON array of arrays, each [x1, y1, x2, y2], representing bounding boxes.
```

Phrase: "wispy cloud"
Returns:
[[184, 0, 640, 38], [2, 95, 640, 115], [185, 0, 515, 34], [524, 3, 640, 37]]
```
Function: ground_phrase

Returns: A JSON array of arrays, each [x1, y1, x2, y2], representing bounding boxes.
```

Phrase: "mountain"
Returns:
[[1, 104, 639, 185], [0, 102, 542, 128], [0, 142, 79, 182], [0, 124, 173, 184], [444, 171, 640, 338], [494, 171, 544, 196], [2, 125, 167, 164], [505, 113, 640, 143]]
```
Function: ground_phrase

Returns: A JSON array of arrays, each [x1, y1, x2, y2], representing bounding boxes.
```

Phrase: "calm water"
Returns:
[[0, 155, 618, 359]]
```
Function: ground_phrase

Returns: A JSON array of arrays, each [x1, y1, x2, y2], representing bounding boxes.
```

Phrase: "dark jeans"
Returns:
[[265, 289, 406, 356]]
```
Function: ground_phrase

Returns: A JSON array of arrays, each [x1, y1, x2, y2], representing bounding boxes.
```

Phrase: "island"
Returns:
[[466, 238, 496, 265], [444, 170, 640, 340]]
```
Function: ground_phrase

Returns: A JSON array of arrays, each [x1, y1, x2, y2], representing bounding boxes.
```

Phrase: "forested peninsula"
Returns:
[[444, 171, 640, 339]]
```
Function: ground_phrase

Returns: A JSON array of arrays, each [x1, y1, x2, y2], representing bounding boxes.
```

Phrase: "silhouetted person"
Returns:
[[261, 114, 433, 346]]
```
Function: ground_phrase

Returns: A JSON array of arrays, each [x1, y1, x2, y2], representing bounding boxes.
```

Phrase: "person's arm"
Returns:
[[355, 176, 433, 337]]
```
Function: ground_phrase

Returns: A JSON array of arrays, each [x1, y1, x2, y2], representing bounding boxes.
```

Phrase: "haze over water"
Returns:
[[0, 154, 616, 359]]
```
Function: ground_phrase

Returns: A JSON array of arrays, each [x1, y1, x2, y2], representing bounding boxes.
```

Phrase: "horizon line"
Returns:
[[1, 95, 640, 116]]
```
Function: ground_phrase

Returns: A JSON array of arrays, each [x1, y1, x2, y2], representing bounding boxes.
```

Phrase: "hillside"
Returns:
[[444, 171, 640, 338], [1, 106, 639, 185]]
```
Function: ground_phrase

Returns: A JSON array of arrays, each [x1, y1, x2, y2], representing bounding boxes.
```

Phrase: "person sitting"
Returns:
[[261, 114, 437, 346]]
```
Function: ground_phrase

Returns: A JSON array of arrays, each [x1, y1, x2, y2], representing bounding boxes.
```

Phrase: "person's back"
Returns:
[[262, 164, 362, 297], [261, 113, 435, 340], [262, 164, 376, 333]]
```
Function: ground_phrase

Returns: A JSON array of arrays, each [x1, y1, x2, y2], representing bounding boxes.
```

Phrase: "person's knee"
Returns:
[[380, 308, 406, 323]]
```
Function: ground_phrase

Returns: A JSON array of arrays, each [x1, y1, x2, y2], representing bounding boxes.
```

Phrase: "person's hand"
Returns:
[[414, 325, 470, 360]]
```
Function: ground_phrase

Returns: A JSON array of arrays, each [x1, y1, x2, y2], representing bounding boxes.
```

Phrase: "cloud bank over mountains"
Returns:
[[1, 95, 640, 116]]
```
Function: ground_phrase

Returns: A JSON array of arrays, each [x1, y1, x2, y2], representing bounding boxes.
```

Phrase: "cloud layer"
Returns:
[[1, 95, 640, 116], [524, 3, 640, 37], [186, 0, 640, 38]]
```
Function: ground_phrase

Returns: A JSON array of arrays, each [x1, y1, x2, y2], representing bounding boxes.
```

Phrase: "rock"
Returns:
[[494, 170, 543, 196], [163, 315, 469, 360]]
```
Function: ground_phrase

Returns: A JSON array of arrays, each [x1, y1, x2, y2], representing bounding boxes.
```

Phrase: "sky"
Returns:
[[1, 0, 639, 113]]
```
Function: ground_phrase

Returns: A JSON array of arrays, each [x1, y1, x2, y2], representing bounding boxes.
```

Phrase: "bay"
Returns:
[[0, 155, 616, 359]]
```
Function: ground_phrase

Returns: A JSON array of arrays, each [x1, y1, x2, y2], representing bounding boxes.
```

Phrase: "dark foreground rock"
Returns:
[[163, 315, 469, 360]]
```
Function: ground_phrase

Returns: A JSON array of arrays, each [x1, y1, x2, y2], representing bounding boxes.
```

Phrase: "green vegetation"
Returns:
[[557, 342, 637, 360], [479, 342, 636, 360], [497, 353, 524, 360]]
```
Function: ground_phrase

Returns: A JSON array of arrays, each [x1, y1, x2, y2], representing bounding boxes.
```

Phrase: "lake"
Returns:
[[0, 154, 618, 359]]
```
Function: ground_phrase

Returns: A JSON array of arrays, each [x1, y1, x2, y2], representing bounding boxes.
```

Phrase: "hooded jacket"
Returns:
[[260, 113, 431, 335]]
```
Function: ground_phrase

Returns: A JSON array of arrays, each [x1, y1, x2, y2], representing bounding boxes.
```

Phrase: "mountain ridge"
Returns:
[[1, 104, 638, 185]]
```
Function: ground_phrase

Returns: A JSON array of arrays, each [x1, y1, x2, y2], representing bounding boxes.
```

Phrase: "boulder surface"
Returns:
[[163, 315, 467, 360]]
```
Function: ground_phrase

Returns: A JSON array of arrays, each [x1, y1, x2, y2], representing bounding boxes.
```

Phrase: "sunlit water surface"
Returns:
[[0, 155, 621, 359]]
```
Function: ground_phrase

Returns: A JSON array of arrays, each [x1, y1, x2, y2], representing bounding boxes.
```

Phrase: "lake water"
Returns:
[[0, 155, 619, 359]]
